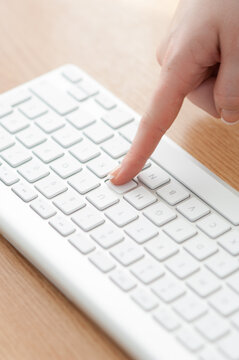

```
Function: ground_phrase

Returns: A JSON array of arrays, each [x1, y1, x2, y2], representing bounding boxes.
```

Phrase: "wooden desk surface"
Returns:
[[0, 1, 238, 359]]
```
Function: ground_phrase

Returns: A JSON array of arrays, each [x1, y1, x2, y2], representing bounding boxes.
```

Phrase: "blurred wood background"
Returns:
[[0, 0, 238, 359]]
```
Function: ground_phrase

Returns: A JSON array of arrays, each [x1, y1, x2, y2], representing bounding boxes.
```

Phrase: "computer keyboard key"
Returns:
[[219, 333, 239, 360], [18, 159, 49, 183], [68, 233, 95, 254], [78, 79, 98, 96], [68, 170, 100, 194], [53, 190, 85, 215], [87, 153, 117, 178], [101, 135, 130, 159], [52, 125, 82, 148], [69, 138, 100, 163], [68, 86, 89, 102], [90, 223, 124, 249], [124, 186, 157, 210], [86, 185, 119, 210], [144, 234, 179, 262], [16, 126, 46, 148], [0, 112, 29, 134], [124, 217, 158, 244], [186, 269, 221, 297], [49, 215, 75, 237], [166, 252, 200, 279], [12, 181, 38, 202], [218, 230, 239, 256], [197, 214, 231, 239], [209, 288, 239, 316], [184, 234, 218, 261], [0, 103, 13, 118], [176, 327, 204, 352], [104, 201, 138, 227], [1, 144, 32, 167], [66, 108, 96, 130], [206, 253, 239, 279], [138, 166, 170, 190], [151, 274, 186, 303], [130, 257, 164, 284], [89, 251, 116, 273], [156, 181, 190, 205], [71, 206, 105, 231], [33, 140, 64, 163], [0, 128, 15, 151], [95, 93, 116, 110], [195, 313, 230, 342], [227, 272, 239, 294], [106, 179, 137, 194], [176, 197, 210, 222], [5, 89, 31, 107], [30, 198, 56, 219], [35, 112, 65, 134], [131, 288, 158, 312], [163, 218, 197, 243], [231, 312, 239, 330], [110, 240, 144, 266], [50, 154, 82, 178], [119, 121, 138, 143], [83, 122, 114, 144], [153, 307, 181, 331], [110, 269, 136, 292], [143, 202, 176, 226], [62, 66, 82, 83], [101, 107, 134, 129], [19, 97, 48, 119], [199, 347, 228, 360], [173, 293, 208, 322], [35, 175, 67, 199], [0, 165, 19, 185]]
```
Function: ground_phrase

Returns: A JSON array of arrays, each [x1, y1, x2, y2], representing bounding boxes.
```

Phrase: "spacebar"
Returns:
[[151, 136, 239, 226], [30, 80, 78, 116]]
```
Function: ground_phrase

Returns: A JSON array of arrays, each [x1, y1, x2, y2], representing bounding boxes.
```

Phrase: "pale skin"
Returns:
[[110, 0, 239, 185]]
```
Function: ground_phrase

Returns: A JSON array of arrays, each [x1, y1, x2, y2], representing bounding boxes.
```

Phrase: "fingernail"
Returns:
[[221, 117, 239, 126], [221, 109, 239, 124], [107, 165, 121, 181]]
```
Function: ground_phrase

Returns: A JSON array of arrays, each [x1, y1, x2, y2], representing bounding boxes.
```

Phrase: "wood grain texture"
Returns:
[[0, 0, 238, 359]]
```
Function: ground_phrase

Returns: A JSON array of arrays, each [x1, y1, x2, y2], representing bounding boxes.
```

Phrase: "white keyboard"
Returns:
[[0, 64, 239, 360]]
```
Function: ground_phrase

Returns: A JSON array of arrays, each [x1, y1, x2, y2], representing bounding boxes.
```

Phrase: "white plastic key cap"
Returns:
[[12, 181, 38, 202], [50, 154, 82, 178], [0, 128, 15, 151], [186, 269, 221, 297], [87, 153, 117, 178], [119, 121, 138, 143], [95, 93, 116, 110], [124, 216, 158, 244], [144, 234, 179, 261], [35, 112, 65, 134], [71, 206, 105, 231], [218, 333, 239, 360], [130, 257, 164, 284], [5, 89, 31, 107], [69, 138, 100, 163], [143, 202, 177, 226], [53, 190, 85, 215], [173, 293, 208, 322], [110, 240, 144, 266], [30, 197, 56, 219], [52, 124, 82, 148], [218, 230, 239, 256], [163, 218, 197, 243], [49, 215, 75, 237], [166, 252, 200, 279], [195, 313, 230, 341], [206, 252, 239, 279], [106, 179, 137, 194], [137, 166, 170, 190], [78, 79, 98, 96], [0, 103, 13, 118], [123, 186, 157, 210], [90, 223, 124, 249], [101, 107, 134, 129], [101, 135, 130, 159], [231, 312, 239, 330], [0, 165, 19, 185], [176, 327, 204, 352], [197, 213, 231, 238], [35, 174, 67, 199], [16, 126, 46, 148], [153, 307, 181, 331], [68, 86, 89, 102], [66, 108, 96, 130], [227, 272, 239, 294], [184, 234, 218, 261], [110, 269, 136, 292], [0, 112, 29, 134], [209, 288, 239, 316], [104, 200, 138, 227], [19, 97, 48, 119], [176, 197, 210, 222], [83, 122, 113, 144], [156, 180, 190, 205], [86, 185, 119, 210], [131, 288, 158, 312], [68, 169, 100, 194], [18, 158, 49, 183], [1, 144, 32, 167], [33, 140, 64, 163], [89, 250, 116, 273], [68, 233, 95, 254], [62, 65, 82, 83], [151, 274, 186, 303]]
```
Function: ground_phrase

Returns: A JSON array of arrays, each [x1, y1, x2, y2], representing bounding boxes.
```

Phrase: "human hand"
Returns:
[[110, 0, 239, 185]]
